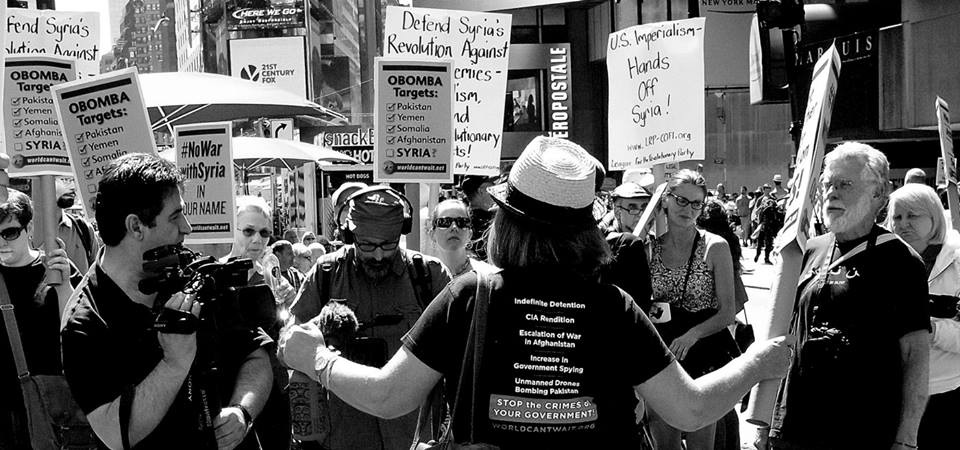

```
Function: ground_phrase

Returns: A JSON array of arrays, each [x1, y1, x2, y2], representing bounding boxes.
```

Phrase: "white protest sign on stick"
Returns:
[[374, 58, 454, 183], [3, 55, 76, 176], [174, 122, 235, 244], [936, 97, 960, 231], [51, 68, 158, 218], [384, 6, 511, 176], [607, 18, 706, 170], [745, 44, 841, 427], [5, 9, 101, 79], [633, 182, 667, 238]]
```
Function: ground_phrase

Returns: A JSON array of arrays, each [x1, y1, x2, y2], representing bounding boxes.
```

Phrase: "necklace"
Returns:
[[453, 258, 471, 275]]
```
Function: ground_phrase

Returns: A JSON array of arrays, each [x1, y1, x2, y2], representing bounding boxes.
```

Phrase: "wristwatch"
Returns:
[[229, 403, 254, 434]]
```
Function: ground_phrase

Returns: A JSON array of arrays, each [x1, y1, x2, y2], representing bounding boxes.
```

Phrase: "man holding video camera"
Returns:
[[289, 185, 450, 449], [61, 154, 274, 450]]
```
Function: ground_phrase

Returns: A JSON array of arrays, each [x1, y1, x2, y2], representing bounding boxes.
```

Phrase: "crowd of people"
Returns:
[[0, 136, 956, 450]]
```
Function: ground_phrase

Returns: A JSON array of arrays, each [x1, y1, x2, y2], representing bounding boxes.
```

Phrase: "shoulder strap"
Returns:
[[824, 232, 899, 273], [438, 270, 490, 444], [407, 253, 433, 311], [69, 214, 95, 263], [677, 231, 701, 303], [0, 271, 30, 381]]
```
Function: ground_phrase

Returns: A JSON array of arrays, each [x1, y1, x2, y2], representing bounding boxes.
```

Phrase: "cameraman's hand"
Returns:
[[159, 292, 201, 373], [214, 407, 247, 450], [279, 322, 326, 381], [274, 279, 296, 307], [745, 334, 796, 380]]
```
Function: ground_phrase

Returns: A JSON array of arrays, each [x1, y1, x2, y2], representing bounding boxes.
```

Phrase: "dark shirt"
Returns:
[[771, 226, 930, 449], [402, 267, 674, 448], [602, 232, 653, 311], [61, 262, 271, 449], [0, 255, 81, 407]]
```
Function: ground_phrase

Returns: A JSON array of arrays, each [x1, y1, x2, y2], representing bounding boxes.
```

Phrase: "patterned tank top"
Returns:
[[650, 231, 718, 313]]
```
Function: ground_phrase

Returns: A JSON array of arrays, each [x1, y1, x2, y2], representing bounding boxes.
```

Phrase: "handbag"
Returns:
[[411, 270, 499, 450], [0, 272, 98, 449]]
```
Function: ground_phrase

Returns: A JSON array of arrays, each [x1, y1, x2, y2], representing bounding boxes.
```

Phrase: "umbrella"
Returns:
[[232, 137, 359, 171], [140, 72, 348, 131]]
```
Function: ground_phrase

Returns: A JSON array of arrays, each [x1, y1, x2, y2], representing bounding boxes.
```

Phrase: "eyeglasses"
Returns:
[[355, 240, 400, 252], [434, 217, 471, 229], [616, 205, 643, 216], [238, 227, 271, 238], [0, 226, 24, 241], [820, 178, 855, 193], [666, 193, 705, 210]]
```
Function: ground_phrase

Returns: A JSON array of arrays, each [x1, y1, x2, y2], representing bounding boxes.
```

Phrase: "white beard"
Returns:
[[823, 192, 873, 234]]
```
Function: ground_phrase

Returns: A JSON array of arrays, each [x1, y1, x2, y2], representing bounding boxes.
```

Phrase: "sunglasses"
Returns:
[[0, 226, 24, 242], [238, 227, 271, 238], [434, 217, 471, 229], [666, 193, 705, 210], [356, 240, 399, 252], [616, 205, 643, 216]]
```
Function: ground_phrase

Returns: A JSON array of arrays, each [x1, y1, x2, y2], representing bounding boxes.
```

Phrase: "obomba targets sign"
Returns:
[[229, 36, 307, 99], [3, 55, 76, 177], [51, 68, 158, 218], [175, 122, 236, 244]]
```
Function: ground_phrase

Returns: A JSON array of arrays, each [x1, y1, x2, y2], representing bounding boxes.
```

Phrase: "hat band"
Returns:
[[504, 184, 595, 228]]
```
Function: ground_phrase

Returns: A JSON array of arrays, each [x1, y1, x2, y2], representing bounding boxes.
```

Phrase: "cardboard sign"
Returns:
[[3, 55, 76, 176], [936, 97, 960, 231], [229, 36, 308, 99], [5, 9, 101, 79], [607, 18, 706, 170], [384, 6, 511, 176], [774, 45, 841, 252], [51, 68, 158, 218], [633, 182, 667, 237], [374, 58, 454, 183], [174, 122, 235, 244]]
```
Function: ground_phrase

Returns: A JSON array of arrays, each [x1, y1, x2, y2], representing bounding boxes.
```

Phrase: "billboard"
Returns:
[[229, 36, 308, 99], [226, 0, 304, 30]]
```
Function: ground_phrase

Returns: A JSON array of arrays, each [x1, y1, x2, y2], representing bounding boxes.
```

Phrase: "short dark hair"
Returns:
[[487, 209, 611, 274], [95, 153, 184, 246], [0, 190, 33, 227], [272, 240, 293, 255]]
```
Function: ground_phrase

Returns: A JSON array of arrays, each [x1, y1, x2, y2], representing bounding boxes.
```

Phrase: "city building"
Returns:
[[107, 0, 178, 74]]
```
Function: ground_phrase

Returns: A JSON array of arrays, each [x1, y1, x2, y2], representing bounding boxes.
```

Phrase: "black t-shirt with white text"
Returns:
[[402, 267, 673, 448]]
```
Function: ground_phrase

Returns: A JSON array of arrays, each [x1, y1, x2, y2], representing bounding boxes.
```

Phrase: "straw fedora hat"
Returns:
[[487, 136, 596, 229]]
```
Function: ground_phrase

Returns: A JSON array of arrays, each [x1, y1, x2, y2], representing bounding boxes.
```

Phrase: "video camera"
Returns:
[[139, 244, 276, 334]]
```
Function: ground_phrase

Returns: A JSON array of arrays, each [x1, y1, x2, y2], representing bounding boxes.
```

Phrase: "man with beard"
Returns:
[[288, 185, 450, 449], [55, 176, 100, 273], [759, 142, 930, 450]]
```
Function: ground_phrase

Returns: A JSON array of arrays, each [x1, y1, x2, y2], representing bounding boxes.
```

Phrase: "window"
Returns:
[[503, 70, 543, 132]]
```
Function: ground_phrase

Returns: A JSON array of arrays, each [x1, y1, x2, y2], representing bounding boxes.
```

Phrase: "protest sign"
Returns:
[[746, 44, 841, 428], [374, 58, 454, 183], [5, 9, 100, 79], [384, 6, 511, 176], [607, 18, 706, 170], [51, 68, 158, 218], [174, 122, 235, 244], [936, 157, 946, 188], [775, 45, 841, 253], [633, 182, 667, 238], [3, 55, 75, 176], [936, 97, 960, 231]]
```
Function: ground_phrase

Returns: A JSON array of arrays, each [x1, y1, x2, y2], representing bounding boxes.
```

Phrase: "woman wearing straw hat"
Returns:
[[280, 136, 793, 448]]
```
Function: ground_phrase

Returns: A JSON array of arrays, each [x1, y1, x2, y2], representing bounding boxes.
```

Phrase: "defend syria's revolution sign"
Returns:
[[5, 8, 101, 79], [175, 122, 235, 244], [51, 68, 157, 218], [3, 55, 76, 177]]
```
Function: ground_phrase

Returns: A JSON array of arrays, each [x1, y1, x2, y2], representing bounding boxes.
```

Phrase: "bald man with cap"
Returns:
[[289, 186, 450, 450]]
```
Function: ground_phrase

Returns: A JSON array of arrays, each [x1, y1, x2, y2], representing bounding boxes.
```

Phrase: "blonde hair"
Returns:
[[666, 169, 707, 197], [885, 183, 947, 246], [236, 196, 271, 221]]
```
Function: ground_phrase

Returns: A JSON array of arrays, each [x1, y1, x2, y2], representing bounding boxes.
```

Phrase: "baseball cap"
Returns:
[[611, 182, 651, 199]]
